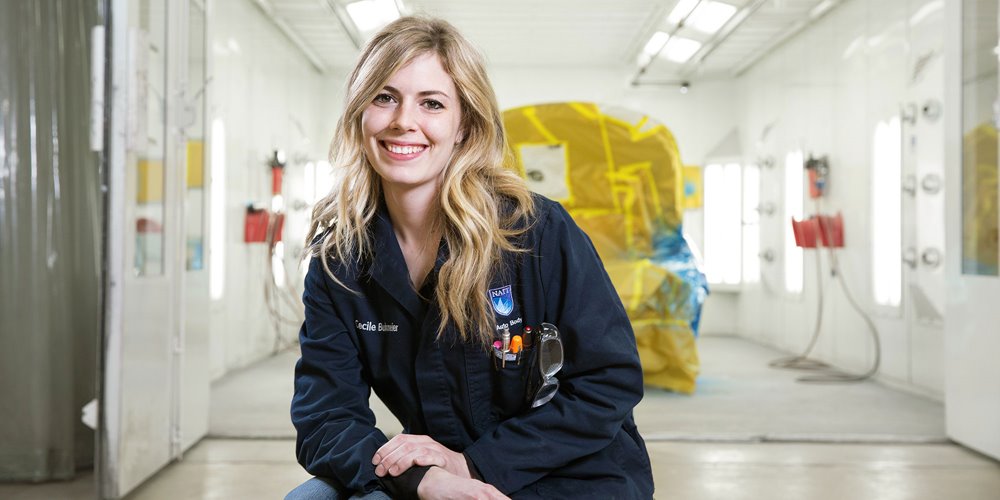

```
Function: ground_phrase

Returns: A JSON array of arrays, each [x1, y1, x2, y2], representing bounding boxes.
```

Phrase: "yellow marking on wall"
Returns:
[[186, 140, 204, 188], [137, 159, 164, 203]]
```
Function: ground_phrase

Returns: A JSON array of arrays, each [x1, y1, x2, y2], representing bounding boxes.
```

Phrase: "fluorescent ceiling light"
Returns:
[[638, 31, 669, 66], [686, 1, 737, 34], [668, 0, 699, 24], [643, 31, 670, 56], [669, 0, 737, 34], [346, 0, 400, 34], [809, 0, 836, 20], [660, 36, 702, 63]]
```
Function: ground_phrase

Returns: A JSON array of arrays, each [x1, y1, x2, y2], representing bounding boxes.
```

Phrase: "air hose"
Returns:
[[769, 199, 882, 383]]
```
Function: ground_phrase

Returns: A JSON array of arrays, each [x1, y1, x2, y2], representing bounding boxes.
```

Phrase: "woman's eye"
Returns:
[[373, 93, 395, 105], [423, 99, 444, 110]]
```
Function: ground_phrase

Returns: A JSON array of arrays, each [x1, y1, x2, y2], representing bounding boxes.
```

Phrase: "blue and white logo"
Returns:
[[488, 285, 514, 316]]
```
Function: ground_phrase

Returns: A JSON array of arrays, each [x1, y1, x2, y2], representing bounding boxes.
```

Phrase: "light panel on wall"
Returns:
[[346, 0, 400, 34], [784, 150, 804, 294], [872, 118, 902, 307], [660, 36, 702, 63], [210, 118, 226, 300], [704, 163, 742, 285], [742, 163, 761, 284]]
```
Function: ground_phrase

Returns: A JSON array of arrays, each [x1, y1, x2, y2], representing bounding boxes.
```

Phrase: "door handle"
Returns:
[[902, 174, 917, 196], [921, 173, 942, 195], [903, 248, 918, 269], [921, 248, 942, 269], [759, 249, 776, 263], [900, 102, 918, 125]]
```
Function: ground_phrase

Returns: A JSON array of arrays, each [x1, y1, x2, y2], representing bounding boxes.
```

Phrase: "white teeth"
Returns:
[[386, 143, 425, 155]]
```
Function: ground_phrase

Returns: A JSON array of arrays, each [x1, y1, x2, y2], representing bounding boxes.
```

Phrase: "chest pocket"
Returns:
[[490, 340, 537, 419]]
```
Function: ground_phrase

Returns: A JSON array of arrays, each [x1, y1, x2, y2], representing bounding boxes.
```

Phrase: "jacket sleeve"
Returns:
[[463, 202, 645, 494], [291, 255, 388, 493]]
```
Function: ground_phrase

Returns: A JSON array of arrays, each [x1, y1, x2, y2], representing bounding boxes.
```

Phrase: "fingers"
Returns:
[[381, 446, 443, 476], [373, 434, 446, 477]]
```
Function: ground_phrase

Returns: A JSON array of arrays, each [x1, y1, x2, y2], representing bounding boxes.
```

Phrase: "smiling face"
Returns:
[[361, 52, 464, 197]]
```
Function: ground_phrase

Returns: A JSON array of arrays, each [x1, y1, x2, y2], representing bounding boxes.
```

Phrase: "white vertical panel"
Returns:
[[784, 150, 803, 294], [102, 0, 211, 496], [945, 0, 1000, 461]]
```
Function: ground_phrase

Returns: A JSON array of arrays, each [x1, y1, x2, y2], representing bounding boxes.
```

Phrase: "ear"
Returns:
[[455, 129, 465, 145]]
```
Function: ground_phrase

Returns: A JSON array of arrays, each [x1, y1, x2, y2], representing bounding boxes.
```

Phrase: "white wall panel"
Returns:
[[734, 0, 949, 397], [207, 0, 338, 380]]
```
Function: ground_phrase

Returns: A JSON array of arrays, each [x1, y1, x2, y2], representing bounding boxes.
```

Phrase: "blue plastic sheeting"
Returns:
[[652, 225, 709, 335]]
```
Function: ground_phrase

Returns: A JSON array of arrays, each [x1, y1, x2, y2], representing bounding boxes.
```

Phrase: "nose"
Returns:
[[390, 103, 416, 132]]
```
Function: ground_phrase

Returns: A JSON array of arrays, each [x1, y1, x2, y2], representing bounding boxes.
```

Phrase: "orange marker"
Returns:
[[510, 335, 523, 354]]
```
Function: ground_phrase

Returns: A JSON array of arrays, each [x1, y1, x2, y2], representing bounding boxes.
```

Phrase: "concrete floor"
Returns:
[[3, 335, 999, 499]]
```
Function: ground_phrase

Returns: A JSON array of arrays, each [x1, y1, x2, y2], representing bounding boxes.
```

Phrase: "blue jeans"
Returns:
[[285, 477, 394, 500]]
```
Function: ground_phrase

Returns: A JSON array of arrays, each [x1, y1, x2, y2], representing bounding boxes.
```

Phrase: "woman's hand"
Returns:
[[372, 434, 471, 479], [417, 467, 509, 500]]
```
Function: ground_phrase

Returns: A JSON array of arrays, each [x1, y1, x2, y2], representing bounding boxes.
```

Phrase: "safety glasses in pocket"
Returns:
[[530, 322, 564, 408]]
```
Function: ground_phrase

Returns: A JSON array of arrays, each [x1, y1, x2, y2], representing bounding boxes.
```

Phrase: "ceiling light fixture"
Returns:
[[668, 0, 737, 35], [667, 0, 700, 25], [345, 0, 400, 35], [639, 31, 671, 65], [661, 36, 702, 63], [685, 1, 737, 34]]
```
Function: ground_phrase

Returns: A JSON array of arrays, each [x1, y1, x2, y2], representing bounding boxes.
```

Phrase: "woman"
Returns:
[[288, 16, 653, 500]]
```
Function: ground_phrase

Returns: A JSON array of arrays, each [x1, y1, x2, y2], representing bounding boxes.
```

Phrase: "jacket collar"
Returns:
[[367, 200, 446, 319]]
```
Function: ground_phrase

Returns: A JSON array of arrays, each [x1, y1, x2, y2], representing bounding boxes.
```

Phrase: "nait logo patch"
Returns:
[[488, 285, 514, 316]]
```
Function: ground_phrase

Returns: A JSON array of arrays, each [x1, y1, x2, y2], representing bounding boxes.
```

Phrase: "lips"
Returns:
[[381, 140, 427, 159]]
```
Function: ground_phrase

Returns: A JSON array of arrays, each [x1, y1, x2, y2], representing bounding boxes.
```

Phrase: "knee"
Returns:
[[285, 477, 342, 500]]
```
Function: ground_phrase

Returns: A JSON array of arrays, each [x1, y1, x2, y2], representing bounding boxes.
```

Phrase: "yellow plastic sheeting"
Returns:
[[962, 124, 999, 275], [683, 165, 703, 210], [504, 102, 702, 393]]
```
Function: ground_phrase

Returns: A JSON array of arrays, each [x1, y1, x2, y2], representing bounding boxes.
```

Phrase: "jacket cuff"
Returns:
[[377, 465, 431, 500], [464, 452, 484, 481]]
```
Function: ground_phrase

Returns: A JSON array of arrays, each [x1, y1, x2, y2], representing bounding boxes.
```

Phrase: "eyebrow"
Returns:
[[383, 85, 451, 99]]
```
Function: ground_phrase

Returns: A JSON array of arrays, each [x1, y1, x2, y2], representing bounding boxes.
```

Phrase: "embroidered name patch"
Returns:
[[355, 320, 399, 333], [488, 285, 514, 316]]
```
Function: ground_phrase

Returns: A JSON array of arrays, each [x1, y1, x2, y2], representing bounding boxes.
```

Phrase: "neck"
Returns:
[[383, 182, 443, 290], [382, 183, 440, 245]]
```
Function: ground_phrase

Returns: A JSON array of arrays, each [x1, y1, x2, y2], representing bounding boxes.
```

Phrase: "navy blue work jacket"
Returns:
[[291, 195, 653, 499]]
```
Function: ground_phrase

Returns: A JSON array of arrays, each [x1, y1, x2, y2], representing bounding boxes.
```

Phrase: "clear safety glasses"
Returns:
[[531, 322, 564, 408]]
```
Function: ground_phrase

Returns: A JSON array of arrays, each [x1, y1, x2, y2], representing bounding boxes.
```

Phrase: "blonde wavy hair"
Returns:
[[305, 16, 535, 347]]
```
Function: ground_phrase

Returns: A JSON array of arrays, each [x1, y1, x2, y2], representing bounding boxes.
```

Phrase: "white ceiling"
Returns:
[[253, 0, 839, 85]]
